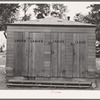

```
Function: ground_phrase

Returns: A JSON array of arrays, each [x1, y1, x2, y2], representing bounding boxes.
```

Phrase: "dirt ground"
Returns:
[[1, 52, 100, 90]]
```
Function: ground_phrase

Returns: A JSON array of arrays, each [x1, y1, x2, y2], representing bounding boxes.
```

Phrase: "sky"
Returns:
[[19, 2, 100, 21], [66, 2, 92, 20], [66, 2, 100, 20]]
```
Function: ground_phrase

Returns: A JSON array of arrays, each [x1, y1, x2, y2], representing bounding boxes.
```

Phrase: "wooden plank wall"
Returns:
[[87, 33, 96, 73], [28, 32, 74, 78], [51, 32, 58, 77], [6, 26, 96, 79], [64, 33, 73, 77], [79, 34, 88, 78], [13, 32, 23, 76], [43, 32, 51, 77], [22, 32, 29, 77], [73, 34, 80, 77], [6, 31, 14, 76], [30, 32, 44, 77]]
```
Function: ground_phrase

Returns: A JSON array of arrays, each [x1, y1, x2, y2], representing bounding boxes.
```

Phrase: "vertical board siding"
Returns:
[[58, 33, 62, 77], [61, 33, 66, 77], [65, 33, 73, 77], [79, 34, 88, 77], [30, 32, 44, 77], [13, 32, 23, 76], [22, 32, 29, 76], [6, 31, 14, 76], [6, 28, 96, 79], [87, 33, 96, 73], [51, 32, 58, 77], [30, 33, 35, 76], [73, 34, 80, 77]]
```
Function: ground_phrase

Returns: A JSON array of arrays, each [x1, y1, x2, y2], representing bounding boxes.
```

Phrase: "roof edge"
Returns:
[[6, 23, 96, 27]]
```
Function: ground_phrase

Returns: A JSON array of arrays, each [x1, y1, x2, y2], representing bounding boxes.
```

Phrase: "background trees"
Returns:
[[34, 4, 50, 19], [20, 4, 34, 21], [0, 4, 19, 39], [34, 4, 68, 19], [0, 3, 68, 29], [0, 4, 19, 31], [74, 4, 100, 41], [1, 3, 100, 40]]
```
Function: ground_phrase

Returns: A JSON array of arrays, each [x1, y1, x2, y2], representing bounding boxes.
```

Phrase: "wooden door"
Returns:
[[29, 32, 44, 77], [50, 32, 73, 78], [79, 34, 88, 77], [73, 33, 87, 78], [13, 32, 29, 76], [51, 33, 73, 78]]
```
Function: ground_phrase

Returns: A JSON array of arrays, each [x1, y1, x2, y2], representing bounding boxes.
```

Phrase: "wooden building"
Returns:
[[6, 17, 96, 88]]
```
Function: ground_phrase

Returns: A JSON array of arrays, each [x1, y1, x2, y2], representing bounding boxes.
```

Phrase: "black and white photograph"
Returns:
[[0, 1, 100, 91]]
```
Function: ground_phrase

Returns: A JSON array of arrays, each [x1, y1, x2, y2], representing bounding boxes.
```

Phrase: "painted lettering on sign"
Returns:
[[74, 41, 86, 44], [31, 40, 43, 43], [15, 40, 26, 42], [53, 40, 64, 43], [15, 40, 86, 44], [15, 40, 65, 43], [71, 41, 86, 45]]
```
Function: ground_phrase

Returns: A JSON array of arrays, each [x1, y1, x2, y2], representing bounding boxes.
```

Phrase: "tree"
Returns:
[[88, 4, 100, 40], [34, 4, 68, 19], [74, 13, 86, 22], [0, 4, 20, 39], [52, 4, 68, 19], [74, 4, 100, 24], [74, 4, 100, 40], [88, 4, 100, 23], [34, 4, 50, 19], [0, 4, 19, 31], [20, 4, 34, 21]]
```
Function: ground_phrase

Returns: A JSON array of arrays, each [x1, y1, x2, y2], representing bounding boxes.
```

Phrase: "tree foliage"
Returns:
[[88, 4, 100, 40], [74, 4, 100, 24], [74, 4, 100, 40], [34, 4, 50, 19], [0, 4, 19, 31], [34, 4, 68, 19], [74, 13, 86, 22], [21, 4, 34, 21], [52, 4, 68, 19]]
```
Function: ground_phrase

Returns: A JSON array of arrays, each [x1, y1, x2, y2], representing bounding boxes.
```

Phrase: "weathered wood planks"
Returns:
[[6, 26, 96, 79]]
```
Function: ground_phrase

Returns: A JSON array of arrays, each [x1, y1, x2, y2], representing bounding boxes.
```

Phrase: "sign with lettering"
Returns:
[[15, 40, 65, 43], [15, 40, 26, 42], [31, 40, 43, 43], [71, 41, 86, 45], [15, 39, 86, 44]]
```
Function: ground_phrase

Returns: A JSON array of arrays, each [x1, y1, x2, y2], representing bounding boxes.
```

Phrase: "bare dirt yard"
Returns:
[[0, 52, 100, 90]]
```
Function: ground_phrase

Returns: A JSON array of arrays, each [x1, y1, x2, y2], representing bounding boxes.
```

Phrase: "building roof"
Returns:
[[7, 17, 96, 27]]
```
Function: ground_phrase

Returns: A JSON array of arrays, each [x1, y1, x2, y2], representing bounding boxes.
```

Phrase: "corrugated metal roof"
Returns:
[[8, 17, 96, 27]]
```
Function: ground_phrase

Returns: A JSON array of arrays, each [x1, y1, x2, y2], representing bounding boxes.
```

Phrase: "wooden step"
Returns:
[[6, 83, 91, 88], [7, 79, 93, 88], [8, 79, 92, 85]]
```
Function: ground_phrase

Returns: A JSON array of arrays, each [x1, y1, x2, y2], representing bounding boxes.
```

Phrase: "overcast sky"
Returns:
[[66, 2, 100, 20], [66, 2, 93, 20]]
